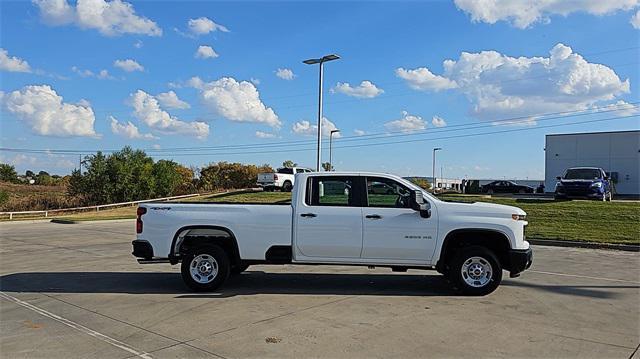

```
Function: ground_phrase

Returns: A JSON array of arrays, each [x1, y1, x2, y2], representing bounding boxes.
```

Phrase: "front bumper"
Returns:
[[508, 248, 533, 277], [132, 240, 153, 259]]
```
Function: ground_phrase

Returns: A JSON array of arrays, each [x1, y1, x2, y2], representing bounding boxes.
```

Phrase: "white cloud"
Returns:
[[72, 66, 114, 79], [152, 144, 161, 150], [195, 45, 219, 59], [454, 0, 639, 29], [632, 10, 640, 28], [431, 115, 447, 127], [192, 77, 281, 128], [292, 117, 341, 137], [250, 77, 260, 85], [188, 17, 229, 35], [133, 40, 143, 48], [155, 91, 190, 109], [0, 49, 32, 73], [275, 68, 295, 80], [3, 85, 98, 137], [384, 111, 427, 133], [114, 59, 144, 72], [33, 0, 162, 36], [109, 116, 156, 139], [395, 67, 458, 91], [353, 129, 366, 136], [398, 43, 631, 122], [597, 100, 640, 116], [128, 90, 209, 139], [255, 131, 276, 139], [332, 81, 384, 98]]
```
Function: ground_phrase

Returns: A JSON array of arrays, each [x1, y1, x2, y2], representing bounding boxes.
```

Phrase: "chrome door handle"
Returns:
[[300, 213, 317, 218], [365, 214, 382, 219]]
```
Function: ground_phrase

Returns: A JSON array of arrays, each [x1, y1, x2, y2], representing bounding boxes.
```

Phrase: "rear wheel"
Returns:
[[448, 246, 502, 296], [282, 181, 293, 192], [181, 245, 230, 292]]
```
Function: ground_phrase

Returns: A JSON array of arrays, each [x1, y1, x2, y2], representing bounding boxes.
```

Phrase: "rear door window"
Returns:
[[305, 176, 365, 207]]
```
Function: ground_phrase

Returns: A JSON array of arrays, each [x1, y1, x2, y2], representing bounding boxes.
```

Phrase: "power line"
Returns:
[[4, 102, 635, 155], [3, 114, 637, 157]]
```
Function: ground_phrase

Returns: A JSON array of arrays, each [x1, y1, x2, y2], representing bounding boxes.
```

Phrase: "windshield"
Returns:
[[564, 169, 601, 180]]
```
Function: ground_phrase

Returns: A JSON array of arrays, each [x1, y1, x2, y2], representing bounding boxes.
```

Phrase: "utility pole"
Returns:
[[329, 129, 340, 171], [432, 147, 442, 192], [303, 54, 340, 171]]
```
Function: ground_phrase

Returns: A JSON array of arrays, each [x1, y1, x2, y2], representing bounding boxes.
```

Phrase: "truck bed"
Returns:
[[139, 202, 293, 260]]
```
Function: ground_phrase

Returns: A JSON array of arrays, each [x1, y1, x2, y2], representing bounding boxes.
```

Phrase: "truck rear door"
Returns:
[[293, 175, 365, 259]]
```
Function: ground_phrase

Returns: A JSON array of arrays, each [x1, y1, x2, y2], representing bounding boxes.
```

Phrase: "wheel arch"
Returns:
[[170, 225, 241, 267], [436, 228, 512, 273]]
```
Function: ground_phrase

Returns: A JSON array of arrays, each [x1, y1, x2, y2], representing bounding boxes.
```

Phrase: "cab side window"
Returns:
[[366, 177, 411, 208], [306, 176, 361, 207]]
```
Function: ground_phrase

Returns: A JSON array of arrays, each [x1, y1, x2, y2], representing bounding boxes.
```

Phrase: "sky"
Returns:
[[1, 0, 639, 180]]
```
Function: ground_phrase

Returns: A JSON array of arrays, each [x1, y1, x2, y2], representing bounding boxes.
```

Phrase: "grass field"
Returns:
[[16, 190, 639, 245]]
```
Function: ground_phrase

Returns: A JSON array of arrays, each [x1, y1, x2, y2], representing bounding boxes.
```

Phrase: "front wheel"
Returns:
[[448, 246, 502, 296], [181, 245, 230, 292]]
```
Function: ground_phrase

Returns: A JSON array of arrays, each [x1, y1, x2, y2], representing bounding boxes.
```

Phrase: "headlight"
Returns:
[[512, 214, 527, 221], [591, 182, 603, 188]]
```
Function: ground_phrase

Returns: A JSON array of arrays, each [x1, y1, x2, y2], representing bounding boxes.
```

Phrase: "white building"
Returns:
[[545, 130, 640, 195]]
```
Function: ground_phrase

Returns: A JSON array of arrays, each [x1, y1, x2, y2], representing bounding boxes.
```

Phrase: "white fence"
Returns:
[[1, 193, 201, 220]]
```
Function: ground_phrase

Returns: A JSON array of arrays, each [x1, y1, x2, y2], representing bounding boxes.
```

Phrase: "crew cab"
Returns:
[[257, 167, 312, 192], [133, 172, 532, 296], [554, 167, 612, 201]]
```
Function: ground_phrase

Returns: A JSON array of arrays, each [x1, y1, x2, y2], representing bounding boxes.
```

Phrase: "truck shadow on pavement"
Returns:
[[0, 271, 456, 297], [1, 271, 635, 298]]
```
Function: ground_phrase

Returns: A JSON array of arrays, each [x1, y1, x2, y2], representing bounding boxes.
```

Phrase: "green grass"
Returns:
[[438, 194, 639, 245], [20, 189, 638, 245]]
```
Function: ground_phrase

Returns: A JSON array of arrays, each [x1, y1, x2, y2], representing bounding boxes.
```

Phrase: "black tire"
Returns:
[[282, 181, 293, 192], [231, 263, 250, 275], [448, 246, 502, 296], [181, 245, 230, 292]]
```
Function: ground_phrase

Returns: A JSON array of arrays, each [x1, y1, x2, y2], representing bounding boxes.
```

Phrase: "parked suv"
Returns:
[[554, 167, 612, 201]]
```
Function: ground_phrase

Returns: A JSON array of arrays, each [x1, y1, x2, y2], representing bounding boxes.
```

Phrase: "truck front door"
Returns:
[[361, 176, 438, 263], [294, 176, 365, 259]]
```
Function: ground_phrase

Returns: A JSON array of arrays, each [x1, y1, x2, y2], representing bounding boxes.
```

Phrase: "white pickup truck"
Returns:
[[133, 172, 532, 295], [257, 167, 312, 192]]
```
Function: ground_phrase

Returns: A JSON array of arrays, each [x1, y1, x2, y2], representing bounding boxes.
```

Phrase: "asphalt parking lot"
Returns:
[[1, 220, 638, 358]]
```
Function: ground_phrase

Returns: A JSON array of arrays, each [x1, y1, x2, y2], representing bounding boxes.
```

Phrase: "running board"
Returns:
[[137, 258, 170, 264]]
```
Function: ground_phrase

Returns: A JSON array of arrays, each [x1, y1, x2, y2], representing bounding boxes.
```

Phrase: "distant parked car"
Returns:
[[481, 181, 534, 194], [368, 182, 395, 194], [554, 167, 612, 201]]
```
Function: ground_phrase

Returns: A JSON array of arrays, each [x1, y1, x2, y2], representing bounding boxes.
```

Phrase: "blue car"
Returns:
[[554, 167, 612, 201]]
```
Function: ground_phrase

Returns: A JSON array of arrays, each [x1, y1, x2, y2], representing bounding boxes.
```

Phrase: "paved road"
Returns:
[[1, 220, 638, 358]]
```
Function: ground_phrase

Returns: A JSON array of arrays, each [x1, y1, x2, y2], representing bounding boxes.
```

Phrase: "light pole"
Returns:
[[432, 147, 442, 192], [303, 54, 340, 171], [329, 129, 340, 171]]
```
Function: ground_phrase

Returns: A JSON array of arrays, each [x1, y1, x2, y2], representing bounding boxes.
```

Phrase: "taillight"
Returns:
[[136, 207, 147, 233], [273, 174, 278, 180]]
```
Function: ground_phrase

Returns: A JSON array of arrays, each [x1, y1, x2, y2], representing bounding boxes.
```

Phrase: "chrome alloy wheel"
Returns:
[[461, 256, 493, 288], [189, 254, 218, 284]]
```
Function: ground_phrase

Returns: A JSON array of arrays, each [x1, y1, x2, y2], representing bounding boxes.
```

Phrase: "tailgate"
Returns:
[[258, 173, 275, 182]]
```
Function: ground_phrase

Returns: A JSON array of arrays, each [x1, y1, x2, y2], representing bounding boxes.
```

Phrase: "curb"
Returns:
[[529, 238, 639, 252], [50, 219, 78, 224]]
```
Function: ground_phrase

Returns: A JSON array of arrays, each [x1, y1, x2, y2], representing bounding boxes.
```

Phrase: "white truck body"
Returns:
[[134, 171, 532, 295], [256, 167, 311, 191]]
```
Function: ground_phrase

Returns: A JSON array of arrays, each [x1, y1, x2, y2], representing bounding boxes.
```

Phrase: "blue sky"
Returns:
[[1, 0, 639, 179]]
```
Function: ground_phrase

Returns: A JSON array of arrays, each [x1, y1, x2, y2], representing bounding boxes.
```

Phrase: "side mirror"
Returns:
[[410, 190, 431, 218], [556, 176, 562, 180]]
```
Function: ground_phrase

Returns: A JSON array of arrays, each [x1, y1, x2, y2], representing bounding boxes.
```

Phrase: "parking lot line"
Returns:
[[0, 292, 153, 359], [529, 270, 640, 284]]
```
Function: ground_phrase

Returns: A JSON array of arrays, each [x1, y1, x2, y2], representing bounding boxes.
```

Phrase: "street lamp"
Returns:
[[432, 147, 442, 192], [303, 54, 341, 171], [329, 129, 340, 171]]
